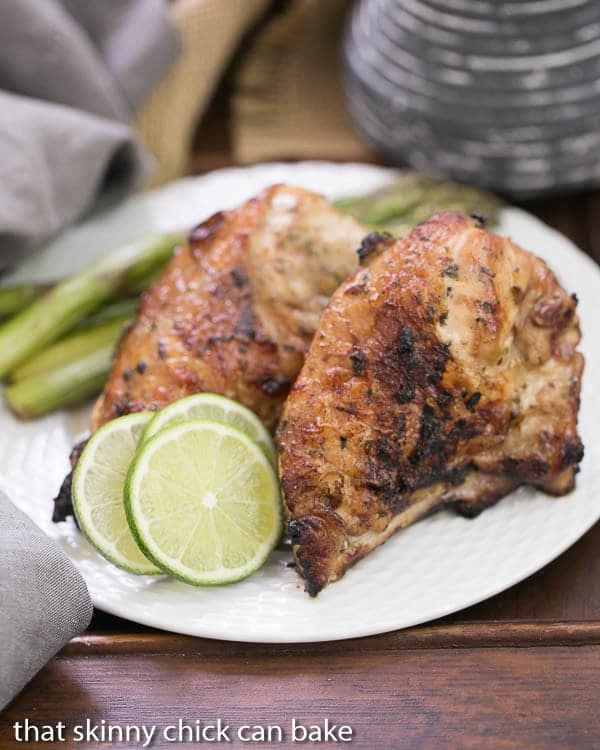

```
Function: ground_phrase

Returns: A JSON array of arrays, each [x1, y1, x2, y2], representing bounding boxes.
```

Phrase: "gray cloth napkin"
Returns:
[[0, 492, 93, 710], [0, 0, 180, 270]]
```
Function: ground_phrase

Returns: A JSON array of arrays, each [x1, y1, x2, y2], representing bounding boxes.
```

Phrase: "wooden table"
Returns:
[[3, 107, 600, 748]]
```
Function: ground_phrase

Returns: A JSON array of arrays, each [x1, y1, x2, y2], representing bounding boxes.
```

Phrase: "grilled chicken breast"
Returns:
[[278, 212, 584, 595], [91, 185, 365, 431]]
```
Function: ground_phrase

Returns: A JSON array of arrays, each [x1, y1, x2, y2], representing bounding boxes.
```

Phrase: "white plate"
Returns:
[[1, 162, 599, 643]]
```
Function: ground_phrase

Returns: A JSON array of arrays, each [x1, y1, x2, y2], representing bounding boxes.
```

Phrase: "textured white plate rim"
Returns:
[[2, 161, 599, 643]]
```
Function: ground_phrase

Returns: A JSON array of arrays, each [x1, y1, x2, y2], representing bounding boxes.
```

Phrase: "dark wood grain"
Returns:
[[57, 622, 600, 654], [3, 638, 600, 749]]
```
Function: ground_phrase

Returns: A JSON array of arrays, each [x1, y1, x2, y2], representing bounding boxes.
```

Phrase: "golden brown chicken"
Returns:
[[91, 185, 365, 431], [278, 212, 584, 595], [53, 184, 364, 522]]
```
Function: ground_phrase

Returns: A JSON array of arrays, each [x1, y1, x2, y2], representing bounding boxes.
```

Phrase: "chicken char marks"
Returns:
[[278, 212, 584, 595], [91, 185, 364, 431]]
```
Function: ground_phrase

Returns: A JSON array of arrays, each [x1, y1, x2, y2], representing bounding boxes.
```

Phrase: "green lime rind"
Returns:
[[140, 392, 277, 467], [72, 412, 163, 575], [125, 419, 282, 586]]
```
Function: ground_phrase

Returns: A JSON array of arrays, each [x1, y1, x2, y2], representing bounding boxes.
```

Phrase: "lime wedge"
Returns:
[[125, 419, 282, 585], [141, 393, 277, 466], [72, 413, 162, 575]]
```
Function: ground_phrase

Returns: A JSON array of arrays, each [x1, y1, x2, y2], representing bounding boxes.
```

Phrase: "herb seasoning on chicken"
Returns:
[[278, 212, 584, 595], [91, 185, 365, 431]]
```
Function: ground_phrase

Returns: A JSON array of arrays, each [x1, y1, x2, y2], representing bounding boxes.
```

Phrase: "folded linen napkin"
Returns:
[[0, 0, 180, 270], [0, 491, 93, 710]]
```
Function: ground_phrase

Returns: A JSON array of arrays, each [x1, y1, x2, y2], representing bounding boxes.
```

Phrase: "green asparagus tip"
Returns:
[[334, 172, 503, 232]]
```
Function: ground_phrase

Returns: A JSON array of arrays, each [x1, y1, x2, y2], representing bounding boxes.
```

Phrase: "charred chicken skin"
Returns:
[[278, 212, 584, 595], [91, 185, 365, 431]]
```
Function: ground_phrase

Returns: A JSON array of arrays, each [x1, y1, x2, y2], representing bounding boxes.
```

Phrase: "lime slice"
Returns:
[[72, 413, 162, 575], [125, 419, 282, 585], [141, 393, 277, 466]]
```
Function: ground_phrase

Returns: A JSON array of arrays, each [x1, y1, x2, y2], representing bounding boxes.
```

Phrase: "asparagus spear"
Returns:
[[0, 283, 51, 320], [125, 265, 163, 295], [334, 172, 502, 231], [0, 232, 184, 379], [10, 316, 131, 382], [0, 258, 166, 325], [73, 298, 139, 332], [4, 346, 113, 419], [0, 236, 175, 322]]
